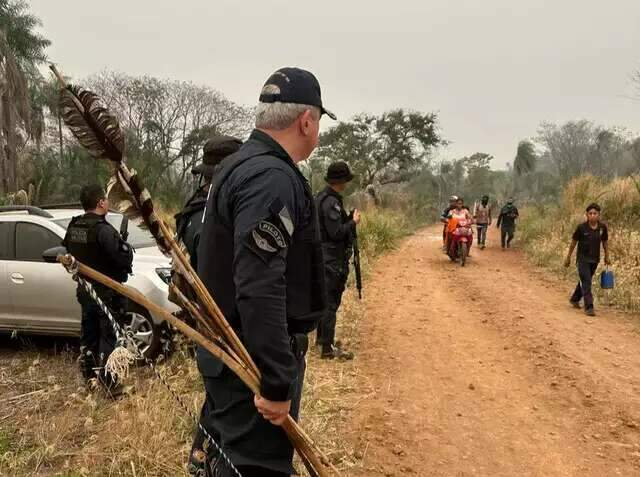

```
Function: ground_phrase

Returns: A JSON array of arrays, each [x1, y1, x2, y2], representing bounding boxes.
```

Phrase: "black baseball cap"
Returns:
[[259, 67, 336, 120]]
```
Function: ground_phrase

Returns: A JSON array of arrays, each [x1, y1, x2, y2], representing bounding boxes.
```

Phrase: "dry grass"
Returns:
[[519, 175, 640, 312], [0, 292, 367, 477], [0, 208, 409, 476]]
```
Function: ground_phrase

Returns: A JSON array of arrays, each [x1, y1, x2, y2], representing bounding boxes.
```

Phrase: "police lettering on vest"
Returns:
[[63, 213, 132, 283]]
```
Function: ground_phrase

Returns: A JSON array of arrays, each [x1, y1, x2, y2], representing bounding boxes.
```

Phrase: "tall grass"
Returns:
[[519, 175, 640, 312]]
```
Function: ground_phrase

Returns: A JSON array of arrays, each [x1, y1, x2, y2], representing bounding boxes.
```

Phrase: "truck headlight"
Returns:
[[155, 267, 172, 284]]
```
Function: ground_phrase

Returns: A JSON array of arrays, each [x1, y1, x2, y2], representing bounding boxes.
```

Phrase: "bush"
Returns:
[[520, 175, 640, 311], [358, 208, 410, 258]]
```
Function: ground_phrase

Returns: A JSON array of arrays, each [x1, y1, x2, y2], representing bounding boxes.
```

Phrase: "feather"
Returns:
[[106, 170, 142, 222], [59, 85, 124, 163], [106, 168, 171, 254], [54, 74, 170, 254]]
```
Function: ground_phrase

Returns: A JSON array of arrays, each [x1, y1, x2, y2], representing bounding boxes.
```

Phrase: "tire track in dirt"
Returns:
[[345, 226, 640, 476]]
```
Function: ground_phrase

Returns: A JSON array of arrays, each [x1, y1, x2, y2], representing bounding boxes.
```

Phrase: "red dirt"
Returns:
[[345, 226, 640, 476]]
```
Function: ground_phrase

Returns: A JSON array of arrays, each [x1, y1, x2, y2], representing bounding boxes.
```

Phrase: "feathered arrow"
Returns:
[[53, 66, 170, 254], [49, 64, 339, 477]]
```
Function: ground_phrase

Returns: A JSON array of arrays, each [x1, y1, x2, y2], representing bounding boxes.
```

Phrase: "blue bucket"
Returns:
[[600, 269, 615, 289]]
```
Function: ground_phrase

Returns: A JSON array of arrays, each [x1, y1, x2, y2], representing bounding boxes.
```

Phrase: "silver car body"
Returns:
[[0, 208, 177, 337]]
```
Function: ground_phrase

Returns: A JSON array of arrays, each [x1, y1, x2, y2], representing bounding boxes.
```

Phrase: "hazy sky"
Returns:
[[31, 0, 640, 168]]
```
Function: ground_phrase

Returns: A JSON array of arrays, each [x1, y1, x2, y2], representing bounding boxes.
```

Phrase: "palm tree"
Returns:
[[0, 0, 49, 77], [0, 0, 50, 195], [0, 30, 30, 194]]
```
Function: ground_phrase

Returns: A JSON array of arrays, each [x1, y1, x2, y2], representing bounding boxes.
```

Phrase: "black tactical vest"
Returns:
[[175, 186, 209, 267], [64, 214, 130, 283], [316, 187, 352, 267], [198, 145, 326, 335]]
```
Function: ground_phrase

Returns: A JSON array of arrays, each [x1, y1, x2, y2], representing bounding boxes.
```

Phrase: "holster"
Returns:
[[290, 333, 309, 360]]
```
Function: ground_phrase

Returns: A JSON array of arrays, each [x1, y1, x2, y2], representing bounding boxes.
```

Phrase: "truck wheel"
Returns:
[[121, 304, 162, 362]]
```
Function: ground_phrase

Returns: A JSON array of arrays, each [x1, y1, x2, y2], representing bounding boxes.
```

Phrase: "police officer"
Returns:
[[180, 136, 242, 476], [196, 67, 334, 476], [176, 136, 243, 268], [62, 184, 133, 394], [315, 162, 360, 360]]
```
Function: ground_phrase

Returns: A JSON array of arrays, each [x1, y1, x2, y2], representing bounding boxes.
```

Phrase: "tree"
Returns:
[[0, 0, 49, 195], [0, 1, 49, 77], [590, 127, 627, 177], [461, 152, 494, 201], [514, 140, 537, 176], [317, 109, 443, 188], [628, 137, 640, 172], [85, 71, 254, 205], [537, 120, 598, 182]]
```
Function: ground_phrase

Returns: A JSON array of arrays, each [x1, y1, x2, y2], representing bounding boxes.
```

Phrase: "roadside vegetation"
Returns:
[[0, 206, 411, 476], [519, 175, 640, 312]]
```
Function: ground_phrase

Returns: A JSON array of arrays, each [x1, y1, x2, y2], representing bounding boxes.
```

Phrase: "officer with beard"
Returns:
[[62, 184, 133, 395]]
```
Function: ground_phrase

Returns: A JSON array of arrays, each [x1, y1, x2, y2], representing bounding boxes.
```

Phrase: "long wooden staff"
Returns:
[[50, 65, 338, 476]]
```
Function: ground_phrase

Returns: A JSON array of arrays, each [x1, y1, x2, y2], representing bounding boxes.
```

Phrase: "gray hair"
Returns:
[[255, 84, 320, 130]]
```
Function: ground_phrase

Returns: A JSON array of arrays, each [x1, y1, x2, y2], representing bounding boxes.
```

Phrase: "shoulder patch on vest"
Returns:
[[252, 229, 278, 252], [244, 219, 289, 264], [259, 220, 287, 248]]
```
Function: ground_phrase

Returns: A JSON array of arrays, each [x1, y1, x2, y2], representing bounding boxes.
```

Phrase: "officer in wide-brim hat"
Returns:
[[324, 161, 354, 184], [192, 135, 244, 182], [315, 161, 360, 360], [181, 136, 243, 475], [176, 135, 242, 270]]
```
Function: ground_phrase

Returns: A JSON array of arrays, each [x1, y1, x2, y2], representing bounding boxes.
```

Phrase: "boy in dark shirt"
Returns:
[[564, 203, 611, 316]]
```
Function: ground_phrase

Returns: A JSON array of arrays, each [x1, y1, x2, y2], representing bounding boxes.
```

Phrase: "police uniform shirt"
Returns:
[[199, 130, 316, 401], [317, 186, 354, 267], [319, 187, 354, 242]]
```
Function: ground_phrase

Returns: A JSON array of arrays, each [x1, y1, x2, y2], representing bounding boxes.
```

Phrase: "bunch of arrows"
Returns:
[[50, 64, 339, 477]]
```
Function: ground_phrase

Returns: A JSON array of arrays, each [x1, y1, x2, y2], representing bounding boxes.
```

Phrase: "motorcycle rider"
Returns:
[[447, 197, 474, 257], [441, 195, 458, 252]]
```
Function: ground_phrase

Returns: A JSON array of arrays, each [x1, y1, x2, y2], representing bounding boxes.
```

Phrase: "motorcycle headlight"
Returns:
[[155, 267, 172, 285]]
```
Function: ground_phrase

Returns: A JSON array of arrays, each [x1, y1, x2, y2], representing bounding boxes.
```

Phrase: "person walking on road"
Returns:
[[315, 161, 360, 360], [564, 203, 610, 317], [496, 198, 519, 249], [196, 67, 334, 476], [473, 195, 492, 249], [62, 184, 133, 395]]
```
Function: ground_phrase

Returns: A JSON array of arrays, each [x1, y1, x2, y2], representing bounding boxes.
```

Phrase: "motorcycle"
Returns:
[[448, 218, 473, 266]]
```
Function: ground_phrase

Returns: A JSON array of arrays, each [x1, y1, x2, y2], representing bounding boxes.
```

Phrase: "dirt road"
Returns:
[[345, 226, 640, 476]]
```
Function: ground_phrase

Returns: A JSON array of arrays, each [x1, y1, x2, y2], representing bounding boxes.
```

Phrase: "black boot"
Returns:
[[321, 344, 354, 360]]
